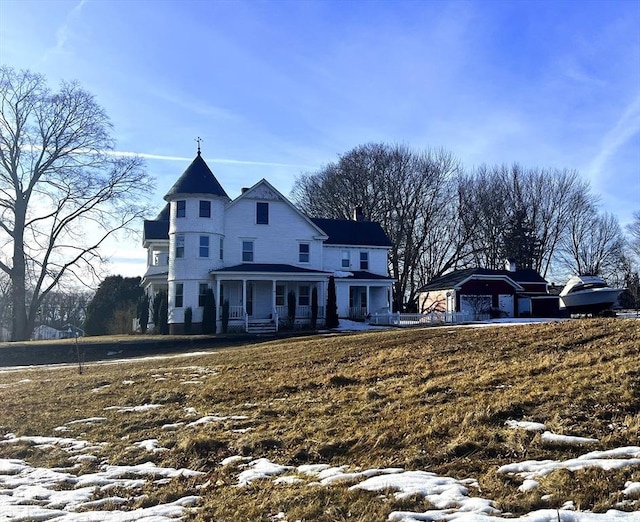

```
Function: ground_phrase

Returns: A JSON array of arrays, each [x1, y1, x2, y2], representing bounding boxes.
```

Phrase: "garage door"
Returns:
[[498, 294, 514, 317]]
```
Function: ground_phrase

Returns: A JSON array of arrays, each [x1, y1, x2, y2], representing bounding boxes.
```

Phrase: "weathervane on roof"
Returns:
[[195, 136, 203, 156]]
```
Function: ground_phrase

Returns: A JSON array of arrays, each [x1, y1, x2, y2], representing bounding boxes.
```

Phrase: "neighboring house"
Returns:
[[141, 151, 394, 333], [32, 325, 64, 341], [417, 261, 560, 319]]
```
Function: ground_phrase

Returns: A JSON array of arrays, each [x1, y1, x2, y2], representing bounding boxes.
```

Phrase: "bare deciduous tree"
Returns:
[[292, 143, 463, 311], [557, 209, 626, 280], [0, 66, 153, 341], [627, 211, 640, 261]]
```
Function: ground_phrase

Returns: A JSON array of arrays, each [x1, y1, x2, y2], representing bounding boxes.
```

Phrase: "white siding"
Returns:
[[322, 245, 388, 275], [225, 198, 324, 269]]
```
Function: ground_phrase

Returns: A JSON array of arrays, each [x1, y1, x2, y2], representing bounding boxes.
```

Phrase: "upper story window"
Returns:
[[175, 235, 185, 258], [242, 240, 254, 262], [219, 237, 224, 260], [175, 283, 184, 308], [299, 243, 310, 263], [199, 200, 211, 218], [341, 250, 350, 269], [176, 200, 186, 218], [360, 251, 369, 270], [256, 202, 269, 224], [199, 236, 210, 258]]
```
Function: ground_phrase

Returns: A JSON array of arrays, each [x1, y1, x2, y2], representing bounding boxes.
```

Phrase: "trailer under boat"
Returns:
[[559, 275, 624, 315]]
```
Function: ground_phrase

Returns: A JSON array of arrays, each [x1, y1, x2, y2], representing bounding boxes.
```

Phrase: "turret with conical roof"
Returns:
[[167, 151, 230, 326], [164, 150, 229, 201]]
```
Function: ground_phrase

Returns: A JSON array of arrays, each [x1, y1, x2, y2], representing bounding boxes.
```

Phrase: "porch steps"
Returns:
[[246, 319, 277, 334]]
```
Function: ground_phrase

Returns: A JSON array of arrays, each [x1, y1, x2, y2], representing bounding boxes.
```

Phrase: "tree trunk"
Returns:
[[10, 199, 28, 341]]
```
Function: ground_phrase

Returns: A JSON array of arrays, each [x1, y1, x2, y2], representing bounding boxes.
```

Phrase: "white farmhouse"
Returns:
[[141, 151, 394, 333]]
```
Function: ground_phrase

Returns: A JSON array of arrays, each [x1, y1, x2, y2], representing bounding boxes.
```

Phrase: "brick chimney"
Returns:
[[353, 206, 365, 222]]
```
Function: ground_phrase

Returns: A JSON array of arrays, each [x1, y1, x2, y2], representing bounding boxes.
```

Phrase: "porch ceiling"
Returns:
[[211, 263, 331, 280]]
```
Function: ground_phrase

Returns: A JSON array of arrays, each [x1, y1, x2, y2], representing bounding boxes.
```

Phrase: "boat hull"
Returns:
[[559, 288, 623, 314]]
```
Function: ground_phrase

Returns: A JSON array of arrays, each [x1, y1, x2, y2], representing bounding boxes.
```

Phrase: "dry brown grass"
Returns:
[[0, 319, 639, 520]]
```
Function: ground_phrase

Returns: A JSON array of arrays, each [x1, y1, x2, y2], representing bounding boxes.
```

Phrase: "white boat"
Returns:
[[559, 275, 624, 314]]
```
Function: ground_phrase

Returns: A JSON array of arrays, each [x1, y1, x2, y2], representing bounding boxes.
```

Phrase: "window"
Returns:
[[299, 285, 310, 306], [175, 283, 183, 308], [176, 200, 186, 218], [276, 285, 285, 306], [199, 200, 211, 218], [242, 240, 254, 262], [256, 202, 269, 224], [198, 284, 208, 307], [219, 237, 224, 260], [175, 235, 185, 258], [299, 243, 310, 263], [360, 251, 369, 270], [199, 236, 210, 258], [341, 250, 350, 268]]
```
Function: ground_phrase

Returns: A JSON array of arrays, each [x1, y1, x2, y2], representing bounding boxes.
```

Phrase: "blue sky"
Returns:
[[1, 0, 639, 277]]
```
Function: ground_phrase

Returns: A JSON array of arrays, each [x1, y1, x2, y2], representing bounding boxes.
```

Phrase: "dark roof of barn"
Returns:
[[164, 153, 229, 201], [310, 218, 392, 247], [417, 268, 547, 292]]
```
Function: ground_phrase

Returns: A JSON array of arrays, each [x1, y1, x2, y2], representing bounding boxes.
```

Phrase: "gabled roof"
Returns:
[[164, 153, 229, 201], [418, 268, 547, 293], [227, 179, 329, 239], [310, 218, 392, 247]]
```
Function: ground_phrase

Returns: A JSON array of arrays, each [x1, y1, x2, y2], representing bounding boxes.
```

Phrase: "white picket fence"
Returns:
[[369, 311, 491, 327]]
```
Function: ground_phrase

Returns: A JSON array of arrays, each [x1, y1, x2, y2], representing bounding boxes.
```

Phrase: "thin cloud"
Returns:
[[587, 94, 640, 184], [46, 0, 86, 58], [110, 150, 313, 169]]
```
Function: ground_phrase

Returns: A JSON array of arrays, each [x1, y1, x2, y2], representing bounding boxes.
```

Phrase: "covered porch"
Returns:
[[211, 264, 330, 332], [333, 271, 394, 320]]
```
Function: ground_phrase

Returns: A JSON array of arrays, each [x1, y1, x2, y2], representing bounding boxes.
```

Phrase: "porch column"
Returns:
[[242, 279, 247, 315], [366, 285, 371, 315], [272, 280, 277, 314]]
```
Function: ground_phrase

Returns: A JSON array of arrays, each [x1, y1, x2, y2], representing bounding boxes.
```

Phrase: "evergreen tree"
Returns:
[[221, 299, 230, 333], [326, 276, 339, 328], [499, 208, 541, 270], [202, 289, 216, 334], [287, 291, 296, 329], [137, 295, 149, 334], [159, 294, 168, 335], [311, 287, 318, 329], [184, 307, 193, 334], [152, 291, 166, 332], [84, 276, 143, 336]]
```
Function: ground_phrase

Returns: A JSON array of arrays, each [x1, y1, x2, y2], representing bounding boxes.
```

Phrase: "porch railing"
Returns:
[[275, 305, 325, 320], [349, 307, 368, 320], [369, 311, 491, 326], [229, 306, 244, 320]]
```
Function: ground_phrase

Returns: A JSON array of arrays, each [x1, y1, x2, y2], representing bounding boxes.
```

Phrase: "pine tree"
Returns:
[[326, 276, 339, 328], [202, 289, 216, 334]]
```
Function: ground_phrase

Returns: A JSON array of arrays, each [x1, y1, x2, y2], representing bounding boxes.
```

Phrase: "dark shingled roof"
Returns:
[[417, 268, 547, 292], [143, 219, 169, 241], [335, 271, 394, 280], [310, 218, 392, 247], [213, 263, 330, 274], [164, 153, 229, 200]]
